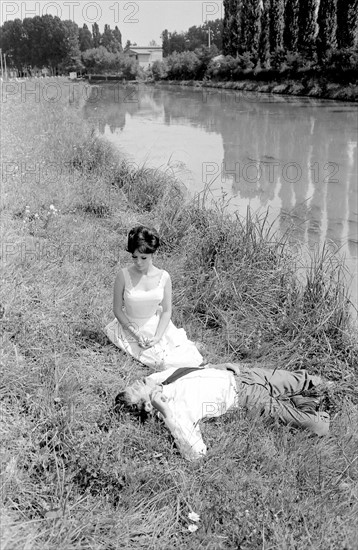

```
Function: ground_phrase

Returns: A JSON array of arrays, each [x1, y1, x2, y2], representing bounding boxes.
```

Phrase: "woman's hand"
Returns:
[[137, 334, 151, 348], [142, 335, 161, 349], [126, 325, 150, 348], [137, 335, 161, 349]]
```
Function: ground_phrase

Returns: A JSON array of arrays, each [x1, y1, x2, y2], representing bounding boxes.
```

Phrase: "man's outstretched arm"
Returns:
[[150, 390, 207, 461]]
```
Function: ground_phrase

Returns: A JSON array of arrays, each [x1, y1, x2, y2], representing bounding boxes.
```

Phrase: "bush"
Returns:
[[206, 55, 237, 80], [166, 51, 201, 80], [325, 47, 358, 70], [81, 47, 144, 79], [206, 53, 259, 81], [270, 48, 290, 71], [119, 166, 185, 213], [281, 52, 307, 73], [151, 59, 169, 80]]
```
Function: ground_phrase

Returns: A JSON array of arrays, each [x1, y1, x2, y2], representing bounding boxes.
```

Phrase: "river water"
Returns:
[[83, 83, 357, 306]]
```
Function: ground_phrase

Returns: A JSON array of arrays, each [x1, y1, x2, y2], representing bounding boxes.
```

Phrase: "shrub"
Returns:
[[119, 166, 185, 213], [151, 59, 169, 80], [206, 55, 237, 79], [270, 48, 290, 70], [166, 51, 202, 80], [81, 47, 144, 79], [325, 47, 358, 70]]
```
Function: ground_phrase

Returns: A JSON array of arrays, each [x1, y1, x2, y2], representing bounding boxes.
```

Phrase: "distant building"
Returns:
[[125, 46, 163, 69]]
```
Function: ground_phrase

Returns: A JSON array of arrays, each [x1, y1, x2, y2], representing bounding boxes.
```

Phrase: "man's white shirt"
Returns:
[[148, 367, 238, 460]]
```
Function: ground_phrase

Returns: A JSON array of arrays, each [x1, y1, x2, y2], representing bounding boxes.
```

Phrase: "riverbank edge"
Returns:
[[148, 77, 358, 102]]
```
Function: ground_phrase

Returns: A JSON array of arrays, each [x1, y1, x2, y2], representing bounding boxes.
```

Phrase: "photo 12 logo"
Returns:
[[1, 239, 122, 265], [202, 161, 340, 186], [2, 80, 140, 104], [202, 2, 223, 22], [1, 2, 140, 25]]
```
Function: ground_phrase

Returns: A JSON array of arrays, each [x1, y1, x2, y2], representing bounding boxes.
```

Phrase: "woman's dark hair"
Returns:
[[127, 225, 160, 254]]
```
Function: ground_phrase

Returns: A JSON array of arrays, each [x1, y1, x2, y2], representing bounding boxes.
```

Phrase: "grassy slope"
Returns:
[[1, 78, 357, 550]]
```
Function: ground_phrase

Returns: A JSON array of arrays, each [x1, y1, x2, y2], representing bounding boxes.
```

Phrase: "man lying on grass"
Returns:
[[115, 363, 331, 461]]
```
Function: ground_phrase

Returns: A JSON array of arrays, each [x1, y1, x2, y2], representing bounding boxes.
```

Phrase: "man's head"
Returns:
[[115, 377, 159, 416]]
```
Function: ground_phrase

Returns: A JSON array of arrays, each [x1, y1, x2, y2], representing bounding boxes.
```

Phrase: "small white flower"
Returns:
[[188, 524, 198, 533], [49, 204, 55, 211], [188, 512, 200, 522]]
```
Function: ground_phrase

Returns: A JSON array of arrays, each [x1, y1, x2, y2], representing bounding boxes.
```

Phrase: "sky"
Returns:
[[1, 1, 224, 45]]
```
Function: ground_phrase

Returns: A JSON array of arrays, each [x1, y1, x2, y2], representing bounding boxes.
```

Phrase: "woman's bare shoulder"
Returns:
[[160, 268, 171, 277], [160, 269, 171, 283], [114, 267, 127, 284]]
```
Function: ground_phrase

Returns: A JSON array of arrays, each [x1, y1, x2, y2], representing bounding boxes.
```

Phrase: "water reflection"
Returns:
[[83, 83, 357, 304]]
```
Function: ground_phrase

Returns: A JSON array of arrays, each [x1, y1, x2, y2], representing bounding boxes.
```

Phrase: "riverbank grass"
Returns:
[[1, 79, 357, 549], [152, 76, 358, 102]]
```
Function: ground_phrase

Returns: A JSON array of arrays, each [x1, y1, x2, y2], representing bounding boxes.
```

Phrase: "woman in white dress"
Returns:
[[104, 225, 203, 370]]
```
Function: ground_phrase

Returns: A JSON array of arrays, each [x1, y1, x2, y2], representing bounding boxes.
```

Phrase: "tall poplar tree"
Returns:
[[336, 0, 358, 49], [240, 0, 261, 55], [297, 0, 318, 56], [101, 24, 122, 52], [79, 24, 93, 51], [259, 0, 271, 65], [317, 0, 337, 59], [113, 26, 122, 49], [283, 0, 300, 52], [161, 30, 170, 57], [223, 0, 242, 56], [92, 22, 101, 48], [269, 0, 285, 53]]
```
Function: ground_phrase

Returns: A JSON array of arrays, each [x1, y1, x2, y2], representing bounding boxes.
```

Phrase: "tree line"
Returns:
[[0, 16, 123, 74], [149, 0, 357, 83], [161, 20, 223, 56], [222, 0, 358, 63], [1, 2, 357, 81], [0, 15, 223, 74]]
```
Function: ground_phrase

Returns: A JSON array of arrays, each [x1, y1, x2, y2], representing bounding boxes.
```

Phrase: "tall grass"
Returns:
[[156, 199, 357, 380], [1, 79, 357, 549]]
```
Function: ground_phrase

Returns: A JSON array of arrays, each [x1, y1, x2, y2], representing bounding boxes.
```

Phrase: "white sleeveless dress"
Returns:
[[104, 268, 203, 370]]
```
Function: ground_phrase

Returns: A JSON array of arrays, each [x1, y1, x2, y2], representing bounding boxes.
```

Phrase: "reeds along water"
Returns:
[[154, 194, 357, 375]]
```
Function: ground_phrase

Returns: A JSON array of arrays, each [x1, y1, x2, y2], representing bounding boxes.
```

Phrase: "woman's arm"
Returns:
[[113, 270, 143, 344]]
